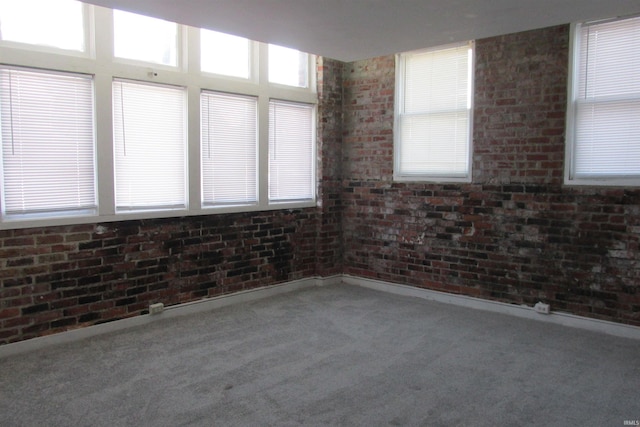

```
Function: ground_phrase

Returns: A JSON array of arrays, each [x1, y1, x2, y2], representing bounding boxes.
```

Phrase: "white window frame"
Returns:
[[0, 1, 317, 230], [565, 15, 640, 186], [394, 41, 474, 183]]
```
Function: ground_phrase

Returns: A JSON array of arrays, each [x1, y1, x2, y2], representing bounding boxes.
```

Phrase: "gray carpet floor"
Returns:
[[1, 284, 639, 426]]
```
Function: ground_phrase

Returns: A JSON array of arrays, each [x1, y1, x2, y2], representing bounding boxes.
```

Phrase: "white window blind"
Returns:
[[268, 100, 314, 201], [571, 15, 640, 179], [396, 43, 473, 179], [201, 91, 257, 205], [113, 80, 186, 211], [0, 67, 96, 217]]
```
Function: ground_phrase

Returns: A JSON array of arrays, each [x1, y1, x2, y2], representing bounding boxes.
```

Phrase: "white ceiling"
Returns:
[[83, 0, 640, 62]]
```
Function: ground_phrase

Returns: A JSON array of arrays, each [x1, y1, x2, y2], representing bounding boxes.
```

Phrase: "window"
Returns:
[[201, 91, 257, 205], [0, 2, 316, 229], [395, 42, 474, 181], [201, 29, 250, 78], [566, 15, 640, 185], [113, 9, 178, 67], [0, 0, 86, 52], [0, 67, 95, 217], [113, 80, 187, 211], [269, 100, 315, 201], [269, 44, 309, 88]]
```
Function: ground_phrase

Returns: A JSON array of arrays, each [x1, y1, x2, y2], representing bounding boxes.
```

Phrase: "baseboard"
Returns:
[[0, 276, 332, 358], [2, 273, 638, 358], [342, 275, 640, 341]]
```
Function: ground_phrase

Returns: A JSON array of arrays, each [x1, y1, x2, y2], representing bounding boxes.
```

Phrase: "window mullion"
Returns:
[[94, 73, 115, 216], [186, 26, 201, 211], [257, 42, 270, 210]]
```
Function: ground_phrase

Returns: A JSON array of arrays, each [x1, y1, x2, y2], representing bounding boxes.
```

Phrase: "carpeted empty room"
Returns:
[[2, 0, 640, 426], [2, 284, 640, 426]]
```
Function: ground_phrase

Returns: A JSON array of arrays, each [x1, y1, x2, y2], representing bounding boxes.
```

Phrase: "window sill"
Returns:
[[0, 200, 318, 231]]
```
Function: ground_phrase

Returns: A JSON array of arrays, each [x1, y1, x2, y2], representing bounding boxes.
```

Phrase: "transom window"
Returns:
[[269, 44, 310, 88], [0, 0, 86, 52], [113, 9, 178, 67], [0, 0, 317, 229], [201, 29, 251, 78]]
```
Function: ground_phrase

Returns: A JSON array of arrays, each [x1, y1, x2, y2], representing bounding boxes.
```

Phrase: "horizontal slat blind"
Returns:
[[268, 100, 314, 201], [201, 91, 257, 205], [398, 43, 471, 177], [0, 67, 96, 216], [574, 16, 640, 178], [113, 80, 186, 211]]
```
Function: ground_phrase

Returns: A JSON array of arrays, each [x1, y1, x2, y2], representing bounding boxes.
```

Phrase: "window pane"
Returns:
[[269, 100, 314, 201], [0, 0, 85, 52], [113, 10, 177, 66], [268, 44, 309, 87], [113, 80, 186, 211], [201, 91, 257, 205], [399, 111, 470, 176], [578, 17, 640, 100], [574, 99, 640, 177], [201, 29, 250, 78], [0, 68, 96, 216], [405, 47, 470, 113]]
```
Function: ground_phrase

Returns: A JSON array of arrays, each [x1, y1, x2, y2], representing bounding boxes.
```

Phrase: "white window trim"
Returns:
[[394, 41, 475, 183], [565, 18, 640, 187], [0, 2, 317, 230]]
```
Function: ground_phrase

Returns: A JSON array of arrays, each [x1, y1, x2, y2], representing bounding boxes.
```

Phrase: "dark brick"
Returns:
[[22, 303, 50, 315], [79, 295, 102, 305], [78, 312, 100, 323]]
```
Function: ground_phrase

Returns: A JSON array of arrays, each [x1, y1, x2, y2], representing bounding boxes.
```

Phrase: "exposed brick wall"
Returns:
[[0, 211, 319, 343], [342, 25, 640, 326], [0, 60, 344, 345], [316, 57, 344, 276], [474, 26, 567, 185], [343, 56, 395, 182]]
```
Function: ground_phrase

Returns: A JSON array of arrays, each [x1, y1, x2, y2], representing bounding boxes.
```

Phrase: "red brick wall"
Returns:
[[342, 25, 640, 326], [0, 59, 344, 344], [316, 57, 344, 276], [0, 211, 320, 343]]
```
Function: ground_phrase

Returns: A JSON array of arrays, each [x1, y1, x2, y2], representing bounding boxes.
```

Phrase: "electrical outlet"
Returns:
[[534, 302, 550, 314], [149, 303, 164, 315]]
